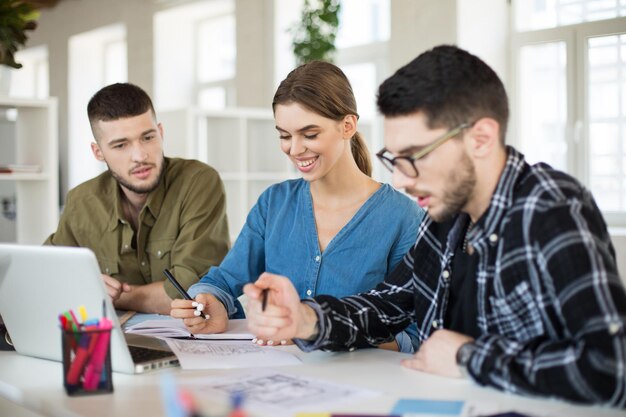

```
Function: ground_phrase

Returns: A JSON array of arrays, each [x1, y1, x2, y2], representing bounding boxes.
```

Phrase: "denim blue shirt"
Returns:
[[189, 178, 424, 351]]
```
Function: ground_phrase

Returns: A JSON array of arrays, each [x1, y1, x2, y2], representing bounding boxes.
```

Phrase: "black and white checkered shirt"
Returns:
[[297, 146, 626, 406]]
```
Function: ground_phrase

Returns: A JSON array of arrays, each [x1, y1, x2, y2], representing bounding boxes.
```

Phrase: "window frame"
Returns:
[[193, 12, 236, 109], [510, 14, 626, 226]]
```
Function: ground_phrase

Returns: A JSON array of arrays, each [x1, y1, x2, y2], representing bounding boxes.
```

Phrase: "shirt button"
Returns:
[[442, 270, 450, 279], [306, 289, 312, 296], [157, 250, 162, 257], [315, 255, 321, 262], [489, 233, 498, 243], [432, 320, 439, 329], [124, 244, 129, 249], [105, 268, 110, 273], [141, 261, 146, 266], [608, 322, 621, 335]]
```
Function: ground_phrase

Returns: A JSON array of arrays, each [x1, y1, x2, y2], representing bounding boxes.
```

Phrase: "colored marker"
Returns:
[[66, 332, 92, 385], [78, 305, 88, 322]]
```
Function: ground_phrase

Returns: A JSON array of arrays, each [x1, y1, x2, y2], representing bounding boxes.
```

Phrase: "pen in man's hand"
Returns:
[[163, 269, 206, 319], [261, 289, 269, 312]]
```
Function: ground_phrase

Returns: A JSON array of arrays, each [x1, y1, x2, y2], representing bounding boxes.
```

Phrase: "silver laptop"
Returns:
[[0, 244, 179, 374]]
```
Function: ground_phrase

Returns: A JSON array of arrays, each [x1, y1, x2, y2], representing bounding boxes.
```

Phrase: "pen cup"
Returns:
[[61, 326, 114, 396]]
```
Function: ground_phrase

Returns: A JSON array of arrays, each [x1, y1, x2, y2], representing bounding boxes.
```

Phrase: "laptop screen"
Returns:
[[0, 244, 175, 374]]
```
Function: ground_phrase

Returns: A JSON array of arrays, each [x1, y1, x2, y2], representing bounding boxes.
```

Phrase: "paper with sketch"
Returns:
[[183, 370, 379, 416], [125, 318, 253, 340], [164, 339, 301, 369]]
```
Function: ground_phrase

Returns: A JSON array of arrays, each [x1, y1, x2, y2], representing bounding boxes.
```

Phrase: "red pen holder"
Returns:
[[61, 327, 113, 396]]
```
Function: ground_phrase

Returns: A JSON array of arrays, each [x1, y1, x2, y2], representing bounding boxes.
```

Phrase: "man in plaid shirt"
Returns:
[[244, 45, 626, 406]]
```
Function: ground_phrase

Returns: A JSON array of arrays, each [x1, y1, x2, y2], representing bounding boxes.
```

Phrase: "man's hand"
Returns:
[[170, 293, 228, 334], [115, 281, 172, 315], [402, 329, 474, 378], [243, 272, 319, 344], [101, 274, 131, 301]]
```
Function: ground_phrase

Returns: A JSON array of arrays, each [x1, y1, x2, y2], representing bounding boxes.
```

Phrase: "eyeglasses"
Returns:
[[376, 123, 471, 178]]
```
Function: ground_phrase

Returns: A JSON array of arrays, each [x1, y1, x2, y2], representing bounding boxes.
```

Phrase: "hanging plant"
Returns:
[[0, 0, 40, 69], [291, 0, 341, 64]]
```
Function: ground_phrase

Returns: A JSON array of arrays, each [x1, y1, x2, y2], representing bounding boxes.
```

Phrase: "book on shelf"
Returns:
[[0, 164, 41, 174]]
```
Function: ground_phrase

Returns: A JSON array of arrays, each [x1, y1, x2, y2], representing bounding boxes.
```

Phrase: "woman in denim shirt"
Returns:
[[170, 61, 424, 352]]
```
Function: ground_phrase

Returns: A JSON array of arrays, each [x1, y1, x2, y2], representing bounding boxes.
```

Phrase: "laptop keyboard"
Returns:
[[128, 345, 174, 362]]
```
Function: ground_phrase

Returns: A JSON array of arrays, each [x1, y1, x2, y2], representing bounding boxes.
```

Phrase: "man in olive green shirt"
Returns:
[[46, 83, 230, 314]]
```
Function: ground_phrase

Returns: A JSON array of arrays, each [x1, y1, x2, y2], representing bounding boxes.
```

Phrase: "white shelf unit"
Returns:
[[160, 108, 298, 241], [0, 96, 59, 244], [159, 107, 375, 242]]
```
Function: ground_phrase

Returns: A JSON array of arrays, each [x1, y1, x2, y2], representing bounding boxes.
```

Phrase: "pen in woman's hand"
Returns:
[[163, 269, 206, 319], [261, 288, 269, 312]]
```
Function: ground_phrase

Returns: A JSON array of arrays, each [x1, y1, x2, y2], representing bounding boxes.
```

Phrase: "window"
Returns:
[[195, 14, 236, 109], [8, 45, 49, 99], [335, 0, 389, 48], [511, 1, 626, 224], [154, 0, 235, 111], [68, 24, 127, 190], [517, 42, 568, 172], [587, 33, 626, 211], [515, 0, 626, 30]]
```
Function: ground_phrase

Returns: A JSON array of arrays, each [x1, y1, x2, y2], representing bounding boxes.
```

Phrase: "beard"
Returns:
[[430, 151, 477, 222], [108, 155, 165, 195]]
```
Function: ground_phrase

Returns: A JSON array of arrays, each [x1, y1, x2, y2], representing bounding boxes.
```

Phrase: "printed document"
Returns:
[[164, 339, 302, 369]]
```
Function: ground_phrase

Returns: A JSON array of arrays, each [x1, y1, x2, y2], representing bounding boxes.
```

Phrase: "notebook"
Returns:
[[0, 244, 179, 374], [126, 317, 254, 340]]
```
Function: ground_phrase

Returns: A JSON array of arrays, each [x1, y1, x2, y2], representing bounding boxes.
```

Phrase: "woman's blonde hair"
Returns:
[[272, 61, 372, 177]]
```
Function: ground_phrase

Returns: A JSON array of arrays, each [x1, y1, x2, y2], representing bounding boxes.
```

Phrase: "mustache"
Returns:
[[129, 163, 155, 174]]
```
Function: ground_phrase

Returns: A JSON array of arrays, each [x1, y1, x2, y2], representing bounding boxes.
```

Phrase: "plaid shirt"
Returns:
[[299, 147, 626, 406]]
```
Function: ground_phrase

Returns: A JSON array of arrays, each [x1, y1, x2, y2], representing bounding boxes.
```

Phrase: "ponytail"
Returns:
[[350, 131, 372, 177]]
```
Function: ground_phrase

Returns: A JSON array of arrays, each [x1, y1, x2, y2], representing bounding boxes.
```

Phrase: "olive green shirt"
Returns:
[[45, 157, 230, 300]]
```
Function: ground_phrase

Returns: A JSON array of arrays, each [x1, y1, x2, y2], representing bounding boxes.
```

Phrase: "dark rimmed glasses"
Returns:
[[376, 122, 471, 178]]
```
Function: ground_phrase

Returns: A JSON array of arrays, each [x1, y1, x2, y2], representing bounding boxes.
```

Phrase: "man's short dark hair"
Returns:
[[87, 83, 156, 138], [377, 45, 509, 143]]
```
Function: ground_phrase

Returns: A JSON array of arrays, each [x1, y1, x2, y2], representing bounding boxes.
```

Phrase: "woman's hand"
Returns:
[[170, 293, 229, 334]]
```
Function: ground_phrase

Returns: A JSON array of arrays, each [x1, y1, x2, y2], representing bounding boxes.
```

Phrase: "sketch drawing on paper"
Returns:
[[206, 373, 364, 407], [167, 340, 261, 356]]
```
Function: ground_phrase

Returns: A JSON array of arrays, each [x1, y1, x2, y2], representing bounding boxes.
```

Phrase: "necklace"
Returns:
[[462, 221, 474, 253]]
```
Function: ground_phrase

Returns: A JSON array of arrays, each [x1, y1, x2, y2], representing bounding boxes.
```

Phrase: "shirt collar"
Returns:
[[108, 177, 126, 231], [142, 157, 169, 222], [468, 146, 527, 241]]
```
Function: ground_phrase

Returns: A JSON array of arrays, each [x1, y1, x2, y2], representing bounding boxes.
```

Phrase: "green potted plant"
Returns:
[[291, 0, 341, 64], [0, 0, 39, 69]]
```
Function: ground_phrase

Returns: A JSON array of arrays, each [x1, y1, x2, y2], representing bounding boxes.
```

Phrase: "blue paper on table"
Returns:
[[391, 399, 464, 415]]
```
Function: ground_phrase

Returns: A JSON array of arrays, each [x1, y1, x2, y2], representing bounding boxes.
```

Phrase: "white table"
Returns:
[[0, 348, 622, 417]]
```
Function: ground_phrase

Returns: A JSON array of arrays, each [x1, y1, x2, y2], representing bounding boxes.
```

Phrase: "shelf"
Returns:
[[0, 96, 57, 109], [0, 96, 58, 244], [158, 106, 379, 242], [0, 173, 49, 181], [160, 107, 299, 241]]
